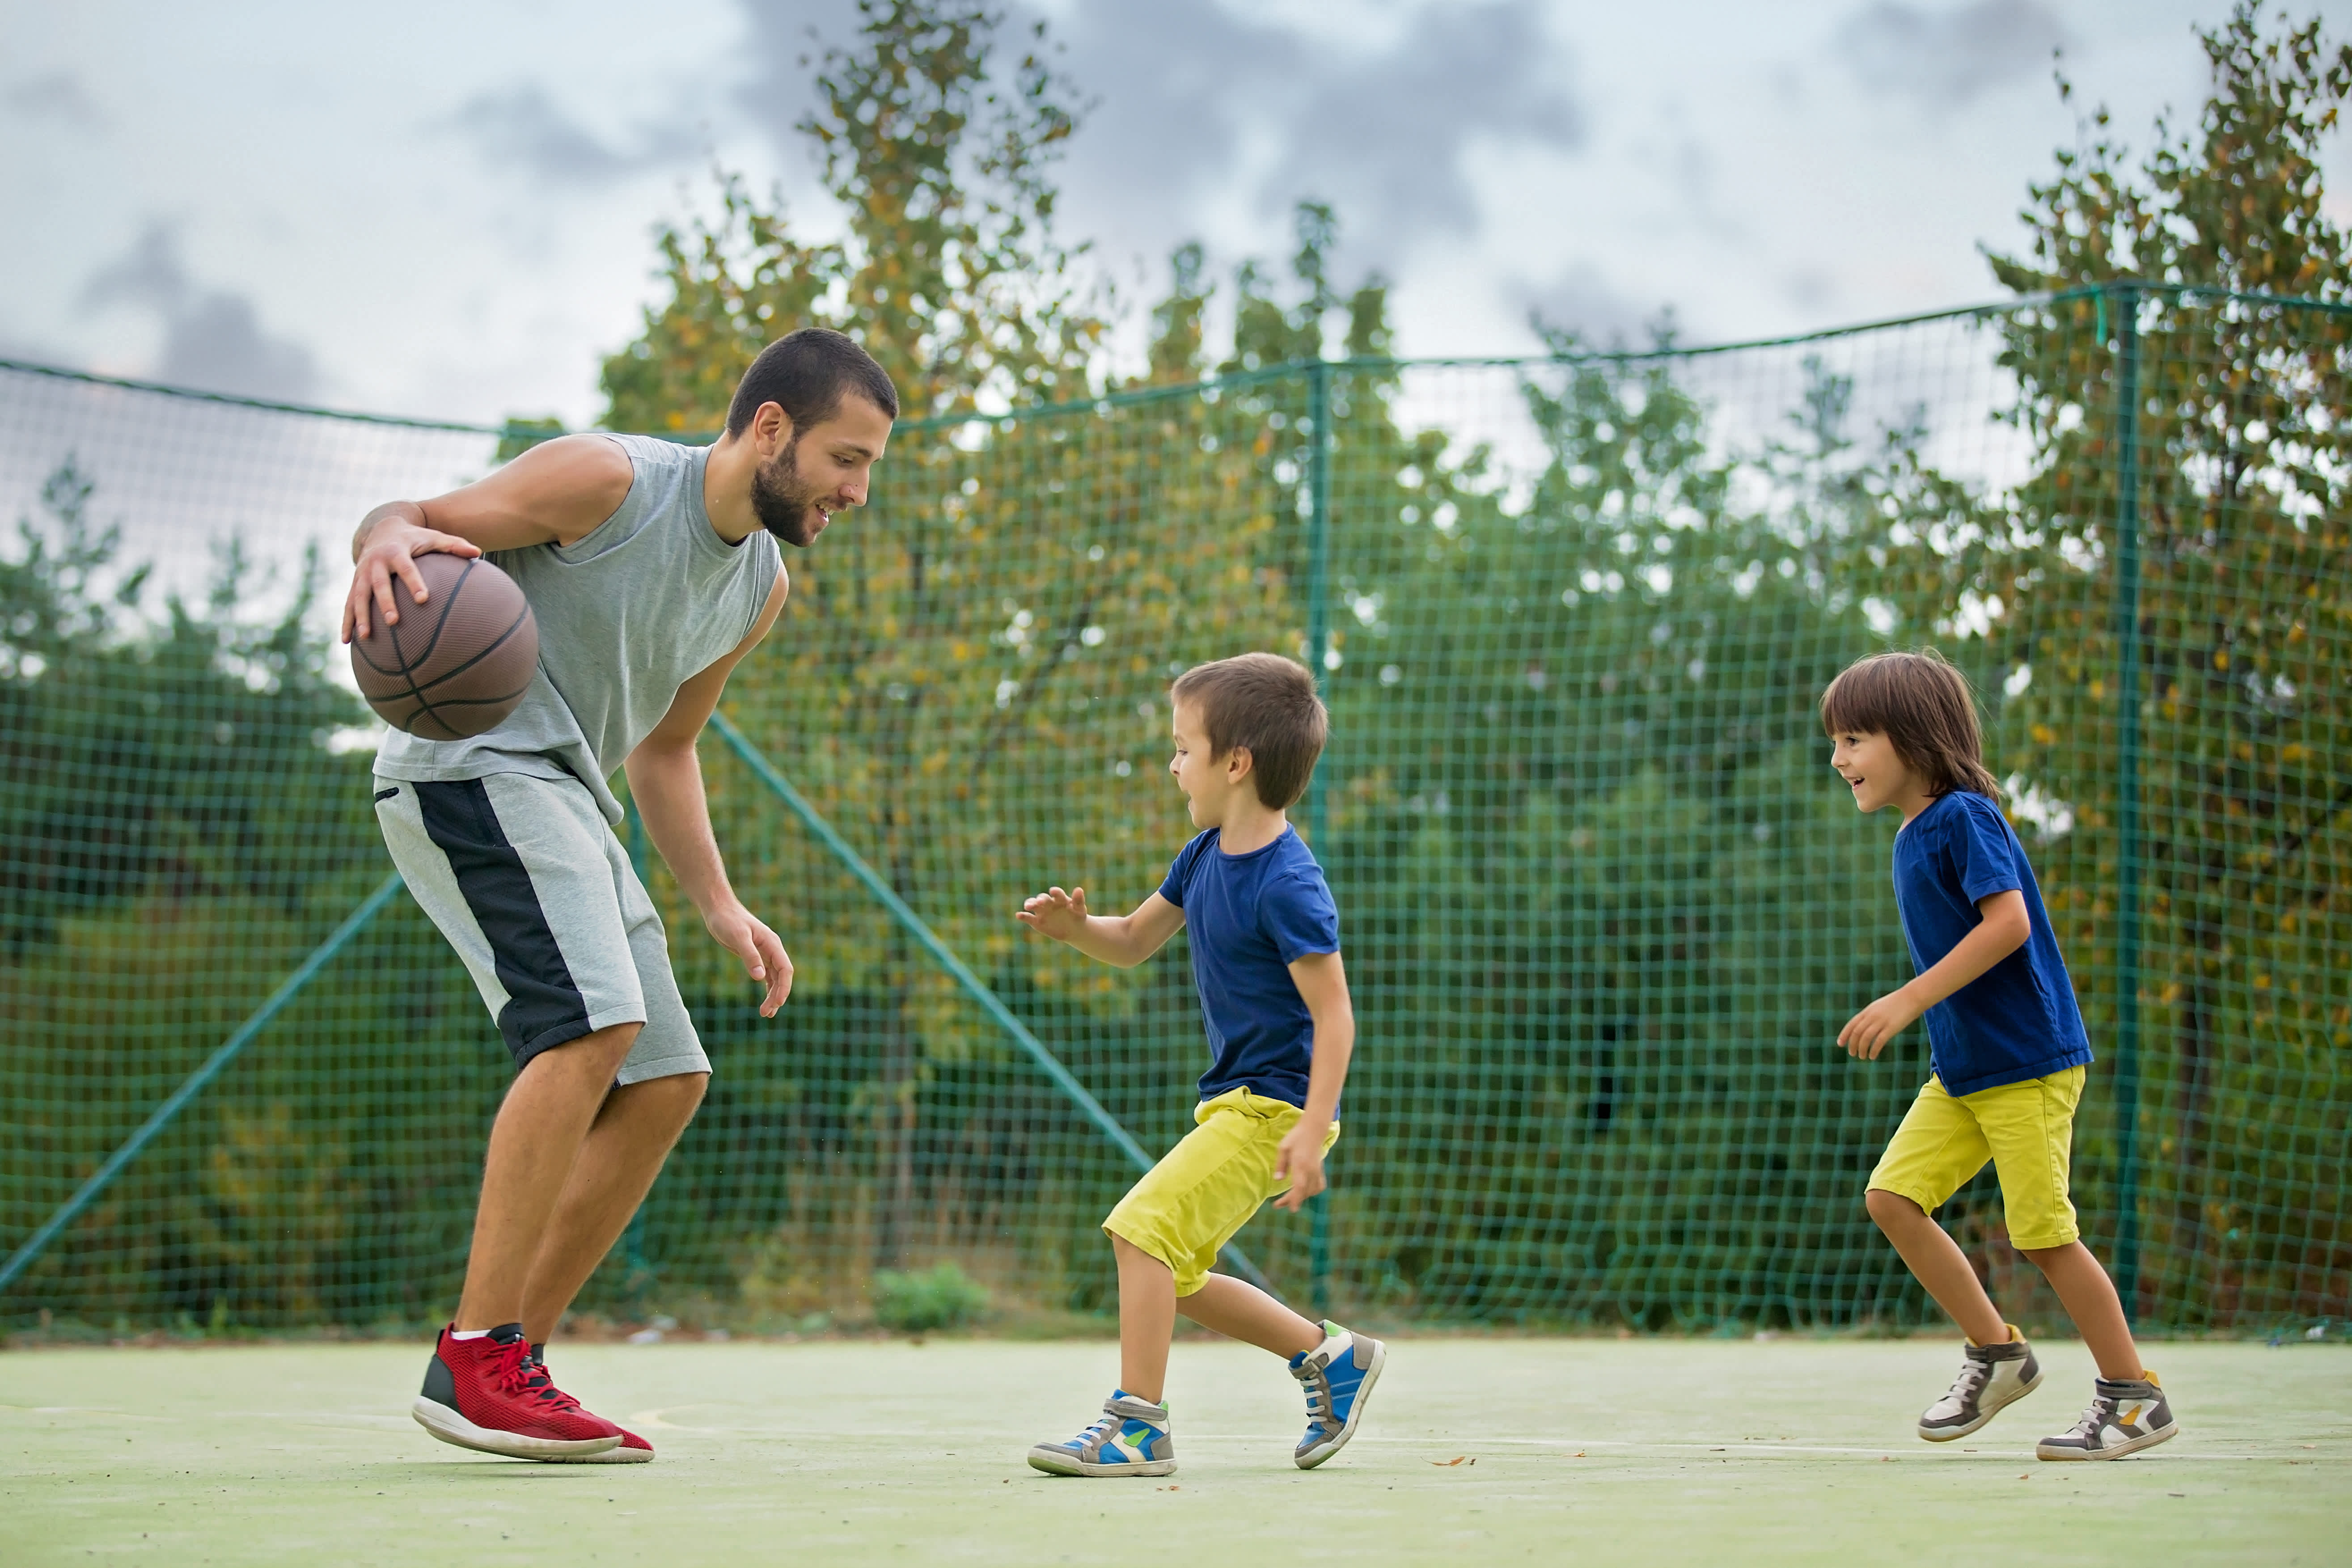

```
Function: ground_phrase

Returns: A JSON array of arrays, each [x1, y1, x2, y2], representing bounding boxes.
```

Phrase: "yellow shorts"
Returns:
[[1103, 1086, 1341, 1296], [1868, 1065, 2086, 1251]]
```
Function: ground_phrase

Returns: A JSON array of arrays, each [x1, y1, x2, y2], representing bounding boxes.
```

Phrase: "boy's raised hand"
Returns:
[[1015, 885, 1091, 944]]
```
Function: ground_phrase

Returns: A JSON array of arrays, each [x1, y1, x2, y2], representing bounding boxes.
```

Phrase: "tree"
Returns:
[[601, 0, 1104, 432], [1974, 3, 2352, 1318]]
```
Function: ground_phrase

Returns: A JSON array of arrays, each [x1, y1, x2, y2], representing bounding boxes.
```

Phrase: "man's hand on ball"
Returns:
[[706, 903, 793, 1016], [1014, 885, 1091, 944], [343, 509, 482, 643]]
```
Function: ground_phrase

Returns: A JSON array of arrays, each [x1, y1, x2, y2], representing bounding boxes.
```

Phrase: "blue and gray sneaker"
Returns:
[[1289, 1321, 1385, 1469], [1027, 1390, 1176, 1477]]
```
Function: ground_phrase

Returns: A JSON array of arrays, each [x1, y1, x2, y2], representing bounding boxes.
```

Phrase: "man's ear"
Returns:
[[1225, 745, 1255, 782], [755, 401, 795, 456]]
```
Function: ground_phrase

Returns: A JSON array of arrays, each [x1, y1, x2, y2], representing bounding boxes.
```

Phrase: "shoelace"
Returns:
[[1946, 1356, 1991, 1406], [2061, 1392, 2120, 1443], [1064, 1403, 1129, 1449], [1299, 1365, 1337, 1429], [494, 1344, 584, 1412]]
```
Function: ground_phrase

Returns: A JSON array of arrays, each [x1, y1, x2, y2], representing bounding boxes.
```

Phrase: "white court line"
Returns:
[[598, 1417, 2297, 1462]]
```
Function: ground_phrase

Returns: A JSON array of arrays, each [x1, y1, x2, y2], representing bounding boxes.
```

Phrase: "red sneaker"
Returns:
[[412, 1324, 621, 1460], [529, 1346, 654, 1465]]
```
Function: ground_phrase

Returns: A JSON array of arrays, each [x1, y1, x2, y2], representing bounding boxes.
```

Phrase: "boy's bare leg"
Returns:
[[1176, 1273, 1324, 1360], [520, 1072, 709, 1346], [2018, 1242, 2144, 1379], [1112, 1236, 1178, 1403], [1866, 1188, 2009, 1346], [454, 1022, 640, 1332]]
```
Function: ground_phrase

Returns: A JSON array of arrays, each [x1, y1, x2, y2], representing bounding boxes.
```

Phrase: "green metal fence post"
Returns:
[[2110, 281, 2146, 1321], [707, 713, 1276, 1295], [1304, 359, 1335, 1318]]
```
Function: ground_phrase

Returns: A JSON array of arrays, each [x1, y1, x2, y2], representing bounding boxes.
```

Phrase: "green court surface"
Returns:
[[2, 1338, 2344, 1566]]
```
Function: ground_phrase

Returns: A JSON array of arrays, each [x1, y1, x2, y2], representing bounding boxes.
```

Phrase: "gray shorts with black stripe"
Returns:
[[372, 771, 709, 1083]]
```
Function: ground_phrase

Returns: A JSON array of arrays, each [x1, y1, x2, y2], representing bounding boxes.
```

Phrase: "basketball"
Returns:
[[349, 552, 538, 740]]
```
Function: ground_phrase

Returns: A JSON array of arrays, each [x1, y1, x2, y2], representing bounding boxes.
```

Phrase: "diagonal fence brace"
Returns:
[[0, 870, 408, 1297], [708, 711, 1277, 1297]]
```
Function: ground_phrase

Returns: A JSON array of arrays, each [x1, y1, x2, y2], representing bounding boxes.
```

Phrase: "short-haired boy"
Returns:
[[1825, 649, 2179, 1460], [1016, 651, 1383, 1477]]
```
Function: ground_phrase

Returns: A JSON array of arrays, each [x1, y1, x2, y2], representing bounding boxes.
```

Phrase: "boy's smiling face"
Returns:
[[1170, 697, 1250, 828], [1830, 728, 1921, 816]]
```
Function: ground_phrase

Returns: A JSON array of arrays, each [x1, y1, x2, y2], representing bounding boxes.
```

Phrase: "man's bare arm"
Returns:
[[342, 435, 635, 642], [623, 571, 791, 1013]]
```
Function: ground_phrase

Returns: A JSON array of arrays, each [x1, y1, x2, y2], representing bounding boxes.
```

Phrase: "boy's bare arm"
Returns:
[[1839, 889, 2031, 1059], [1014, 887, 1185, 968], [1273, 951, 1354, 1212]]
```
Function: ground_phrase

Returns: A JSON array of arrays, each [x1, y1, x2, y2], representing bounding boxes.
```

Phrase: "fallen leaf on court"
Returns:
[[1573, 1451, 1586, 1458], [1434, 1456, 1466, 1466]]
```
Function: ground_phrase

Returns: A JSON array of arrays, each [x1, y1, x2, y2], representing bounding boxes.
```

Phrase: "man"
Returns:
[[342, 328, 896, 1462]]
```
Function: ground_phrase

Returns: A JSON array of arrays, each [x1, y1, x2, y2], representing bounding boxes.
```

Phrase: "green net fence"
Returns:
[[4, 285, 2348, 1338]]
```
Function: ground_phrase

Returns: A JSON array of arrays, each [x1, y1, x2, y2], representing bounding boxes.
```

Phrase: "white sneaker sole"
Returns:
[[412, 1396, 621, 1460], [2037, 1422, 2178, 1462], [1918, 1367, 2042, 1441], [1296, 1339, 1387, 1470], [550, 1442, 654, 1464], [1025, 1445, 1176, 1478]]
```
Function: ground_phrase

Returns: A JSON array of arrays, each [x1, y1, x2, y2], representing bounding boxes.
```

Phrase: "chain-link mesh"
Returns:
[[4, 287, 2346, 1336]]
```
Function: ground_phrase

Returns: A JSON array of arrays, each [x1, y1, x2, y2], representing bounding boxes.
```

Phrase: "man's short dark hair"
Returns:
[[1172, 652, 1329, 809], [726, 328, 899, 438]]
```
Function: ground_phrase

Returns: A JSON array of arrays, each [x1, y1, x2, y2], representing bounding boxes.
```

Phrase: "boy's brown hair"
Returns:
[[1172, 652, 1329, 809], [1819, 648, 2003, 799]]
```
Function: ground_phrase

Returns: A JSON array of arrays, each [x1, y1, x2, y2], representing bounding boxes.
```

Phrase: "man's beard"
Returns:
[[751, 443, 829, 546]]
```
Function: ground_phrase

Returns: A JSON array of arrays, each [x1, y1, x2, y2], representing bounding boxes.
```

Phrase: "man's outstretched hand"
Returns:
[[1015, 885, 1091, 944]]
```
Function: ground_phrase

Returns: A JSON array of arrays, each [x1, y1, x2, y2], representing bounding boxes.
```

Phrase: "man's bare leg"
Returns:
[[454, 1022, 640, 1332], [1177, 1272, 1324, 1360], [520, 1072, 709, 1345]]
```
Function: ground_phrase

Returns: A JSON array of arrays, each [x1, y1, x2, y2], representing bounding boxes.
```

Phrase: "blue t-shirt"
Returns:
[[1158, 826, 1341, 1108], [1891, 790, 2092, 1097]]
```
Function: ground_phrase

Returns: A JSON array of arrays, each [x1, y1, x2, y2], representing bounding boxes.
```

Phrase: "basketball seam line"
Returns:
[[383, 558, 470, 735], [396, 602, 535, 702]]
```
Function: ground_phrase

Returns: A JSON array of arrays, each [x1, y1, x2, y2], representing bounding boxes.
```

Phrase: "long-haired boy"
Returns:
[[1824, 649, 2178, 1460]]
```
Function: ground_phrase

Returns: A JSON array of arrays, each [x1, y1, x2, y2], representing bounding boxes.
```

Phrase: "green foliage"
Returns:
[[1959, 3, 2352, 1319], [601, 0, 1105, 433], [0, 462, 368, 948], [869, 1261, 990, 1333], [5, 3, 2348, 1339]]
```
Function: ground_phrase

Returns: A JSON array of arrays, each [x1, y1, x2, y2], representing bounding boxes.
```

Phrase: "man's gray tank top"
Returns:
[[374, 435, 781, 825]]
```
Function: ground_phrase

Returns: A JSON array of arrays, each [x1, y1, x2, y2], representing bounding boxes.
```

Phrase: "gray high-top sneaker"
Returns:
[[2036, 1374, 2178, 1461], [1027, 1390, 1176, 1477], [1918, 1326, 2041, 1441]]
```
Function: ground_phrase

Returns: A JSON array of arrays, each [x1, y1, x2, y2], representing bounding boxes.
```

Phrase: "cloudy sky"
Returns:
[[5, 0, 2346, 427]]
